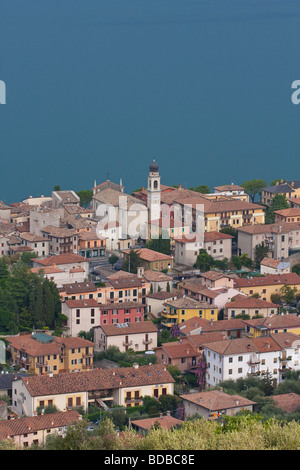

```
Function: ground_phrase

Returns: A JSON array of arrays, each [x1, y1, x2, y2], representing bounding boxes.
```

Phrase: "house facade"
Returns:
[[8, 333, 94, 375], [12, 364, 174, 416], [94, 321, 158, 353]]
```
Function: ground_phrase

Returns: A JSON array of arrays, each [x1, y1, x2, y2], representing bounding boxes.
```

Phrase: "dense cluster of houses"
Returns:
[[1, 165, 300, 447]]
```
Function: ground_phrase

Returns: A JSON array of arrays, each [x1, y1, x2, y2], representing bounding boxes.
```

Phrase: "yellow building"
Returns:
[[261, 180, 300, 206], [8, 332, 94, 375], [170, 195, 265, 233], [123, 247, 173, 272], [233, 273, 300, 303], [161, 297, 218, 327], [243, 314, 300, 338]]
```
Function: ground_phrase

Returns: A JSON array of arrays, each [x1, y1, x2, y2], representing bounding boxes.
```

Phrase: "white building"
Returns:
[[61, 299, 101, 337], [204, 332, 300, 388]]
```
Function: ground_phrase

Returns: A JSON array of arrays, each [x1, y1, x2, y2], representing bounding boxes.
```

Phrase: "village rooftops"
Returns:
[[41, 225, 76, 238], [146, 291, 181, 300], [179, 316, 246, 336], [131, 415, 183, 431], [242, 314, 300, 331], [107, 274, 144, 289], [163, 297, 214, 310], [7, 333, 94, 357], [64, 299, 99, 309], [273, 208, 300, 218], [214, 184, 245, 192], [99, 301, 145, 310], [97, 321, 158, 336], [225, 297, 278, 309], [19, 364, 174, 397], [19, 232, 46, 243], [202, 332, 300, 356], [123, 248, 173, 262], [32, 253, 87, 266], [180, 390, 255, 411], [233, 273, 300, 288], [271, 393, 300, 413], [59, 281, 98, 294], [237, 222, 300, 235], [142, 270, 172, 282], [0, 410, 81, 441]]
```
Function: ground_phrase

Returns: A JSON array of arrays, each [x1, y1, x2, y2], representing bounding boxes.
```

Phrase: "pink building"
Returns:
[[99, 301, 146, 325]]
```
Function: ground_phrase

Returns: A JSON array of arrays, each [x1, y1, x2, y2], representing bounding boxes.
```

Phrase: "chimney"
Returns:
[[133, 363, 139, 369], [160, 413, 163, 419], [166, 410, 171, 417]]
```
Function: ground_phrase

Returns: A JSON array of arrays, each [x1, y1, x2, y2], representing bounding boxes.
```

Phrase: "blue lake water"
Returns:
[[1, 0, 300, 203]]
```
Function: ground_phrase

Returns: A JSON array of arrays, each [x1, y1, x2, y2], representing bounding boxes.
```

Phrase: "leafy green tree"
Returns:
[[76, 190, 93, 208], [270, 179, 286, 186], [231, 255, 242, 270], [241, 179, 267, 203], [108, 254, 119, 269], [194, 249, 214, 272], [220, 226, 237, 242], [146, 233, 171, 255], [265, 194, 289, 223], [189, 185, 210, 194], [254, 242, 269, 268], [122, 249, 141, 274], [53, 185, 61, 191], [280, 285, 298, 304]]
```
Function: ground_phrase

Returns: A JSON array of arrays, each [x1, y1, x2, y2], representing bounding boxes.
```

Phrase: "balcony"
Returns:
[[143, 338, 153, 345], [123, 339, 133, 347], [36, 360, 48, 367]]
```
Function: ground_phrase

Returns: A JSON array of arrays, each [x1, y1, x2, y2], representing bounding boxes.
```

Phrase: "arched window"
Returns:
[[154, 180, 158, 189]]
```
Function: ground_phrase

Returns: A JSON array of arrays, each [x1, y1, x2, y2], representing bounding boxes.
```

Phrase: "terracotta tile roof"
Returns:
[[98, 321, 158, 336], [237, 222, 300, 235], [200, 271, 232, 281], [108, 273, 143, 289], [204, 231, 234, 242], [271, 393, 300, 413], [33, 253, 87, 266], [19, 232, 47, 243], [214, 184, 245, 192], [242, 314, 300, 330], [147, 291, 181, 300], [41, 225, 76, 238], [60, 282, 98, 294], [225, 297, 278, 309], [143, 270, 171, 282], [273, 208, 300, 217], [99, 301, 145, 310], [78, 230, 105, 241], [64, 299, 99, 308], [178, 282, 220, 298], [234, 273, 300, 288], [7, 333, 94, 357], [164, 297, 215, 309], [187, 332, 227, 347], [157, 338, 197, 358], [131, 415, 183, 431], [31, 266, 64, 274], [20, 364, 174, 397], [180, 390, 255, 411], [202, 333, 297, 356], [260, 257, 281, 269], [123, 248, 172, 262], [179, 317, 245, 335], [0, 411, 81, 440]]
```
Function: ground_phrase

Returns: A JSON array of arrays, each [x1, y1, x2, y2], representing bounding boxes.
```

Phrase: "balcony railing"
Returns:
[[143, 338, 153, 345], [123, 340, 133, 347]]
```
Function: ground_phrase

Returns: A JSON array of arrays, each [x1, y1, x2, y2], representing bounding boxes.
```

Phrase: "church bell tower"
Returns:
[[147, 159, 161, 224]]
